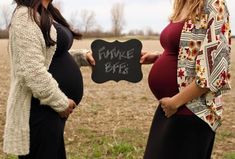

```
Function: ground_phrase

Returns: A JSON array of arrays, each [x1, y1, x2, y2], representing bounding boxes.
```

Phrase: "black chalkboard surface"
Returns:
[[91, 39, 143, 83]]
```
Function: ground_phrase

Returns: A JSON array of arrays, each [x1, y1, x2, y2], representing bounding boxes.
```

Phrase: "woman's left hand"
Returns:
[[160, 97, 178, 118], [86, 51, 96, 66]]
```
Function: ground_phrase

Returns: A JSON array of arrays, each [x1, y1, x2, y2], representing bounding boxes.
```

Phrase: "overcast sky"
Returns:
[[0, 0, 234, 34]]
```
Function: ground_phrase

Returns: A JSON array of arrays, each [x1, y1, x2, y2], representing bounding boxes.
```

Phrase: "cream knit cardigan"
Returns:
[[3, 6, 89, 155]]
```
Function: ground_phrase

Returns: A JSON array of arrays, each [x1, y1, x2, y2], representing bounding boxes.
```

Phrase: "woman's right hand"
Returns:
[[86, 51, 96, 66], [140, 52, 160, 64], [59, 99, 76, 118]]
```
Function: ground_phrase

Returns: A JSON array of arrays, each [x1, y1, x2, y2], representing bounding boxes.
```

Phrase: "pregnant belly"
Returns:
[[148, 53, 179, 100], [49, 53, 84, 105]]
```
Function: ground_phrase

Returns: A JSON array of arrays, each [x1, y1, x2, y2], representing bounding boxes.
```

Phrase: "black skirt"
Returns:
[[144, 105, 215, 159], [19, 98, 67, 159]]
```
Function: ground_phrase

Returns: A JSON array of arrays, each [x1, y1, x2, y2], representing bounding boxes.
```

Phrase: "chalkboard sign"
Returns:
[[91, 39, 143, 83]]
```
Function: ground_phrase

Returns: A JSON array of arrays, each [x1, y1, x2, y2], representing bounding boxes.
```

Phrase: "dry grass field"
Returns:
[[0, 39, 234, 159]]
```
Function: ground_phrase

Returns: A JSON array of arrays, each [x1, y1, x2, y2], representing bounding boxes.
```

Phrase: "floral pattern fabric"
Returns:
[[177, 0, 231, 131]]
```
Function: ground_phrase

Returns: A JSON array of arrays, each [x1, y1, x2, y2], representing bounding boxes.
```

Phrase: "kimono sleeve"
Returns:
[[195, 1, 231, 92]]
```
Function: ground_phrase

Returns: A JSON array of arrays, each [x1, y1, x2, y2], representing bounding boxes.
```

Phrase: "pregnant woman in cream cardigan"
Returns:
[[3, 0, 94, 158]]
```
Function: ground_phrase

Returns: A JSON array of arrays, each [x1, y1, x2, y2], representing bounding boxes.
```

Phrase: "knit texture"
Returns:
[[3, 6, 89, 155]]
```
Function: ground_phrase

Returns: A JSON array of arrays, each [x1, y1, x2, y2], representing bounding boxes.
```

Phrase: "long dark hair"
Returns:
[[14, 0, 82, 47]]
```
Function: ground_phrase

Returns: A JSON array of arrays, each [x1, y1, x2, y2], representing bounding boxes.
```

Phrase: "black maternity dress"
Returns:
[[19, 22, 83, 159]]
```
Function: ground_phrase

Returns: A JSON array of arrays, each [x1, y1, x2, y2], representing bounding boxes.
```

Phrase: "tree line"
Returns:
[[0, 2, 159, 39]]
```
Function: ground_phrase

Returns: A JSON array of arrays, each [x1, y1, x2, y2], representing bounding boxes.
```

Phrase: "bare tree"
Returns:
[[111, 3, 125, 36], [69, 11, 80, 30], [0, 4, 12, 30], [80, 9, 96, 34]]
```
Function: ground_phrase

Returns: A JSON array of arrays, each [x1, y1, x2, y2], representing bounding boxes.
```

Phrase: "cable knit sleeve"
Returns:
[[12, 14, 69, 112]]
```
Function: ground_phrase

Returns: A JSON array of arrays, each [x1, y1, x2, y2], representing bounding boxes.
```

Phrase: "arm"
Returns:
[[70, 49, 95, 67], [160, 79, 208, 117], [140, 51, 162, 64], [172, 79, 208, 107], [13, 18, 69, 113]]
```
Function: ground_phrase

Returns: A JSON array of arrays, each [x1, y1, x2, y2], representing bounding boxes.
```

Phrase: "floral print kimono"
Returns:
[[177, 0, 231, 131]]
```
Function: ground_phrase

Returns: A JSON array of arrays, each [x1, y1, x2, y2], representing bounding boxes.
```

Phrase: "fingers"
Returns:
[[86, 52, 95, 66], [165, 111, 171, 118], [140, 52, 148, 64], [71, 100, 76, 109], [68, 99, 76, 108], [162, 108, 170, 118], [160, 104, 168, 116], [141, 52, 148, 56], [161, 103, 176, 118], [59, 99, 77, 118], [59, 107, 73, 118], [163, 109, 176, 118], [162, 107, 170, 118], [59, 111, 69, 118], [166, 112, 174, 118]]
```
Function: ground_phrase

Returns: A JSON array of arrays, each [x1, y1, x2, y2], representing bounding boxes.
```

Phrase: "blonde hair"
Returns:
[[170, 0, 205, 22]]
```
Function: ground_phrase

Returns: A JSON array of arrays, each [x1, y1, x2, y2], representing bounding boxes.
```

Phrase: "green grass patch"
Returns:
[[216, 130, 234, 141], [109, 142, 135, 155], [140, 96, 148, 101], [5, 155, 17, 159], [224, 152, 235, 159], [66, 127, 145, 159]]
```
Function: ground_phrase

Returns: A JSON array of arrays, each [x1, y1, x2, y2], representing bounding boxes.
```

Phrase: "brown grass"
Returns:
[[0, 39, 234, 159]]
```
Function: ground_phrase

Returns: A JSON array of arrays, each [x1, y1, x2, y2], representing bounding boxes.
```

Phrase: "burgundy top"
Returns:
[[148, 21, 193, 115]]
